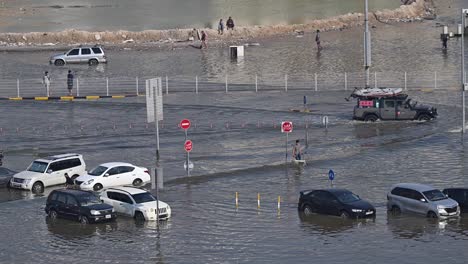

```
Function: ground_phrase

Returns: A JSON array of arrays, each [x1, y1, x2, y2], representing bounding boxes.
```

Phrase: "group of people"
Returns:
[[217, 16, 235, 35], [42, 70, 74, 96]]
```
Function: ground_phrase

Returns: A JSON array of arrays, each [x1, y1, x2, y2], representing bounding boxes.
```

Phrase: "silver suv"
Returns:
[[387, 183, 460, 219], [50, 46, 107, 66]]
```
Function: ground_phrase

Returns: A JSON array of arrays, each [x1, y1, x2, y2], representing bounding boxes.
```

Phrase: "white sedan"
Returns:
[[75, 162, 150, 191]]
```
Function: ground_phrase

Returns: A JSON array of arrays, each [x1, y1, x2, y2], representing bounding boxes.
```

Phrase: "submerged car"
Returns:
[[443, 188, 468, 214], [387, 183, 460, 218], [0, 167, 16, 187], [350, 89, 437, 121], [75, 162, 150, 191], [100, 187, 171, 221], [45, 189, 116, 224], [298, 189, 376, 219], [49, 45, 107, 66]]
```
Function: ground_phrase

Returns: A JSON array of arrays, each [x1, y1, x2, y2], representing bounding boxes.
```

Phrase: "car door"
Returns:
[[313, 191, 330, 215], [396, 100, 414, 120], [55, 192, 68, 218], [64, 194, 80, 220], [119, 166, 136, 185], [101, 166, 122, 187], [409, 190, 428, 215], [80, 48, 92, 63], [66, 48, 80, 63], [380, 99, 396, 120], [304, 191, 320, 213], [112, 192, 134, 216], [321, 192, 341, 216], [48, 160, 67, 186]]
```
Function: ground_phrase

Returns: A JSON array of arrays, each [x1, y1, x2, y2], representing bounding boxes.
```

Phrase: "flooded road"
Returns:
[[1, 90, 468, 263]]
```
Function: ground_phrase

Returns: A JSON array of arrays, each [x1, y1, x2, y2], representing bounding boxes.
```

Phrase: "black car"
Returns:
[[298, 189, 376, 219], [0, 167, 16, 187], [45, 189, 116, 224], [443, 188, 468, 213]]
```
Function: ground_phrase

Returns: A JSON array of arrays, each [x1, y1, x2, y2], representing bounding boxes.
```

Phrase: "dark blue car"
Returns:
[[298, 189, 376, 219]]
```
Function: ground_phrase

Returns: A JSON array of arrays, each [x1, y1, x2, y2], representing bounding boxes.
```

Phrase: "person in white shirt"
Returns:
[[42, 71, 51, 96]]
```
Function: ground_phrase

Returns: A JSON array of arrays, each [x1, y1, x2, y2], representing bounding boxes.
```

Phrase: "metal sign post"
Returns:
[[184, 140, 193, 176], [462, 9, 468, 135], [364, 0, 371, 88], [180, 119, 191, 176], [281, 121, 293, 163], [146, 78, 164, 160]]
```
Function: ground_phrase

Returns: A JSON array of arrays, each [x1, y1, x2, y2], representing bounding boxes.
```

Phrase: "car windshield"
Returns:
[[132, 193, 156, 204], [423, 189, 447, 201], [27, 161, 48, 173], [406, 99, 418, 108], [88, 166, 108, 176], [78, 194, 102, 206], [336, 191, 361, 203]]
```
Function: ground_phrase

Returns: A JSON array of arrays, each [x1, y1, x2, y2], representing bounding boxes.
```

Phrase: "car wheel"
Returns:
[[302, 205, 313, 216], [48, 209, 58, 220], [79, 215, 89, 224], [54, 59, 65, 66], [93, 183, 103, 191], [427, 211, 438, 219], [364, 114, 378, 122], [89, 59, 99, 66], [391, 205, 401, 215], [32, 181, 44, 193], [340, 210, 350, 219], [418, 114, 431, 121], [132, 178, 143, 186], [134, 211, 145, 222]]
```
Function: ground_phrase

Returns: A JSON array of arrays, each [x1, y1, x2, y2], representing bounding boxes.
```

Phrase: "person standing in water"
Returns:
[[218, 19, 224, 35], [201, 31, 207, 49], [42, 71, 51, 96], [67, 70, 74, 96], [292, 139, 303, 160], [315, 30, 322, 50]]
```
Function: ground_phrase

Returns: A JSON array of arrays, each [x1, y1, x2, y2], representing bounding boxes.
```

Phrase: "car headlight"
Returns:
[[90, 210, 101, 215], [351, 209, 363, 213], [23, 179, 31, 185], [86, 179, 94, 185], [112, 208, 115, 213]]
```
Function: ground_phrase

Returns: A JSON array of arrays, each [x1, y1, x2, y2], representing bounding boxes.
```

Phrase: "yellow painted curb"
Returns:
[[35, 97, 49, 101], [86, 96, 100, 100], [420, 88, 433, 92], [9, 97, 23, 100], [60, 96, 74, 100], [111, 95, 125, 99]]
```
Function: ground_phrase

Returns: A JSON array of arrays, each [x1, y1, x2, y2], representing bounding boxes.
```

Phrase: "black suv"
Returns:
[[298, 189, 376, 219], [443, 188, 468, 213], [45, 189, 116, 224], [353, 94, 437, 121]]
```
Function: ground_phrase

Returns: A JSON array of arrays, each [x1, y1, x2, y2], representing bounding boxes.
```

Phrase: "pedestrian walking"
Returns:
[[441, 33, 448, 50], [201, 30, 207, 49], [218, 19, 224, 35], [226, 16, 235, 30], [42, 71, 51, 96], [67, 70, 74, 96], [315, 30, 322, 50]]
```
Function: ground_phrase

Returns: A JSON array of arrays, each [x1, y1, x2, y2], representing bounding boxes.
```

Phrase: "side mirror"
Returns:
[[47, 169, 53, 174], [420, 198, 427, 203], [104, 173, 110, 177]]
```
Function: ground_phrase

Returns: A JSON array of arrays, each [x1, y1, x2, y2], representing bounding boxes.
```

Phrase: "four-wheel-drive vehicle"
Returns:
[[50, 45, 107, 66], [9, 153, 86, 193], [298, 189, 376, 219], [353, 94, 437, 122], [45, 189, 116, 224], [100, 187, 171, 221], [387, 183, 460, 219], [443, 188, 468, 213]]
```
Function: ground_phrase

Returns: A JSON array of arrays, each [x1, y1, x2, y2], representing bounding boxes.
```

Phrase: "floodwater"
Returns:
[[0, 89, 468, 263], [1, 0, 398, 32]]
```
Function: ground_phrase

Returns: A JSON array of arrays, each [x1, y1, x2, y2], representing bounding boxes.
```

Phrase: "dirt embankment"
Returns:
[[0, 0, 435, 48]]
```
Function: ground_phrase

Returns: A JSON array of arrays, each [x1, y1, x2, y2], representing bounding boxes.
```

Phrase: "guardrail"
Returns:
[[0, 71, 462, 98]]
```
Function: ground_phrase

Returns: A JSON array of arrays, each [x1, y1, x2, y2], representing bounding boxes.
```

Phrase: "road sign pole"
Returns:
[[155, 119, 160, 160], [285, 132, 288, 164], [185, 130, 189, 176]]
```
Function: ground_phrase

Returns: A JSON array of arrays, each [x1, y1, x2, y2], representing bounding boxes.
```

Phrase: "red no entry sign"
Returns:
[[281, 121, 293, 133], [184, 140, 193, 152], [180, 119, 191, 130]]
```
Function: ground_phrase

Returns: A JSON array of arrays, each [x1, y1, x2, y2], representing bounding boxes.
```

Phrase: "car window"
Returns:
[[88, 166, 108, 176], [109, 192, 133, 204], [91, 47, 102, 54], [391, 187, 403, 196], [51, 160, 68, 171], [49, 192, 58, 201], [385, 100, 395, 108], [423, 189, 447, 202], [120, 194, 134, 204], [336, 191, 360, 203], [107, 167, 121, 176], [57, 193, 67, 204], [68, 158, 82, 168], [67, 195, 78, 206], [408, 190, 424, 200], [77, 194, 102, 206], [27, 161, 48, 173], [119, 166, 135, 173], [81, 48, 91, 55], [68, 49, 79, 56], [132, 192, 156, 204], [396, 100, 404, 108], [314, 191, 331, 202]]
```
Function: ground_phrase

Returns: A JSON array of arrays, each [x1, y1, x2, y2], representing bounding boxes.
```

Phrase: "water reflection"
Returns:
[[386, 213, 447, 240], [46, 217, 118, 239], [298, 211, 375, 235]]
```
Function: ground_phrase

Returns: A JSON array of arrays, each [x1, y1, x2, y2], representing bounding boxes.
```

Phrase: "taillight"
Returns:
[[144, 170, 150, 174]]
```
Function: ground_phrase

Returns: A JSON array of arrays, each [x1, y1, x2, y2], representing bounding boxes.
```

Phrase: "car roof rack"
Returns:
[[43, 153, 80, 161]]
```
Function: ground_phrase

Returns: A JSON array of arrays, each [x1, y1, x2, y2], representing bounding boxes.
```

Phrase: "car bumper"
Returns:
[[351, 210, 376, 218], [89, 213, 117, 223], [9, 182, 32, 190], [78, 184, 93, 190], [144, 210, 171, 221], [438, 211, 460, 218]]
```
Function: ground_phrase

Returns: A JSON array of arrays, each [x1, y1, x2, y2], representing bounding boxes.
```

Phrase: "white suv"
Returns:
[[9, 154, 86, 193], [100, 187, 171, 221]]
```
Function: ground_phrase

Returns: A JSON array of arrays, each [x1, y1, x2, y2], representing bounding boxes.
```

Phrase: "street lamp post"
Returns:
[[462, 9, 468, 134], [364, 0, 371, 88]]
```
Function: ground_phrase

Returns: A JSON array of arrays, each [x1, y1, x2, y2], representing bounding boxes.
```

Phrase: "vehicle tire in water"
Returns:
[[54, 59, 65, 66], [132, 179, 142, 186], [364, 114, 378, 122], [32, 181, 44, 193], [49, 209, 58, 220], [89, 59, 98, 66], [79, 215, 89, 224], [134, 211, 145, 222], [427, 211, 438, 218], [418, 114, 431, 121], [303, 205, 313, 216], [93, 183, 103, 191], [340, 210, 350, 219], [391, 205, 401, 215]]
